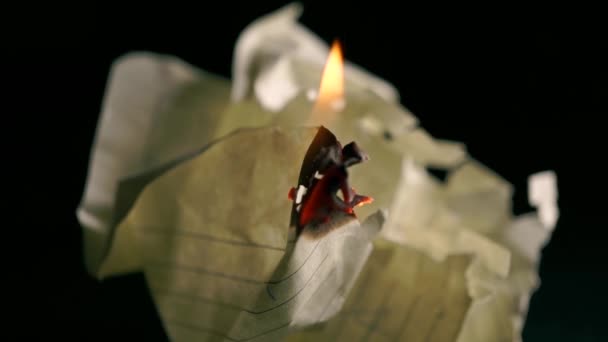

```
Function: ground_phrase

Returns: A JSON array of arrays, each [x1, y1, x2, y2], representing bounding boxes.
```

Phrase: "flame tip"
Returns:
[[313, 38, 345, 113]]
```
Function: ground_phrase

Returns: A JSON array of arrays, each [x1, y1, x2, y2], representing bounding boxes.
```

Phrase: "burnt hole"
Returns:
[[426, 167, 449, 183], [383, 130, 393, 141]]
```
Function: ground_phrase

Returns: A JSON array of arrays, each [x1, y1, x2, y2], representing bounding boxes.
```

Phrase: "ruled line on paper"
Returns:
[[424, 261, 452, 342], [145, 240, 322, 286], [349, 266, 375, 304], [160, 253, 333, 341], [394, 260, 452, 342], [152, 254, 329, 315], [328, 311, 394, 339], [148, 261, 266, 284], [267, 240, 321, 283], [422, 308, 445, 342], [140, 226, 287, 251], [336, 308, 391, 321], [421, 262, 451, 342], [288, 266, 341, 325], [315, 275, 339, 321], [166, 318, 291, 342], [331, 264, 375, 341], [153, 288, 247, 312], [167, 319, 236, 341], [359, 282, 398, 342], [393, 295, 421, 342], [393, 251, 425, 341]]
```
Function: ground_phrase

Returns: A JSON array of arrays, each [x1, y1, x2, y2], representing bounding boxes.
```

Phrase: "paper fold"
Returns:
[[77, 4, 559, 341], [232, 3, 399, 112]]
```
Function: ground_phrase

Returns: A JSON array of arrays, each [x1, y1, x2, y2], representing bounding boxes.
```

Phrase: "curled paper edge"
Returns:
[[76, 52, 204, 275], [528, 170, 559, 230], [456, 170, 559, 342], [231, 2, 400, 112], [382, 158, 512, 277], [382, 157, 559, 341]]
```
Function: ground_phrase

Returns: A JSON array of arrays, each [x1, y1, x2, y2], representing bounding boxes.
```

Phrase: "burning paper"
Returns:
[[77, 3, 558, 342], [97, 125, 383, 341], [287, 126, 373, 238]]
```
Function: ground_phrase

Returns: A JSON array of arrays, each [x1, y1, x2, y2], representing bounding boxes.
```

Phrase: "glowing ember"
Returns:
[[289, 127, 373, 237]]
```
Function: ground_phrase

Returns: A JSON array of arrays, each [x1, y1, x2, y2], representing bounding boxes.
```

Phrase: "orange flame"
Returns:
[[312, 40, 345, 117]]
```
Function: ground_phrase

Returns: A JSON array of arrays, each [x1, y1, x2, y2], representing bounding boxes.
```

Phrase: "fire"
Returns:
[[311, 40, 345, 118]]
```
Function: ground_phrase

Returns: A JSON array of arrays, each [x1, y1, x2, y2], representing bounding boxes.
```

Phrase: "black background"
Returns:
[[8, 1, 607, 341]]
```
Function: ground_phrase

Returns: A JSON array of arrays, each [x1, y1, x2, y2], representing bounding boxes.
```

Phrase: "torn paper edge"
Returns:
[[76, 52, 202, 275], [231, 3, 399, 112]]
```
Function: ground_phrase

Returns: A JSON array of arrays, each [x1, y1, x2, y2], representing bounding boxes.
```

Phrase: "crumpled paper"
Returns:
[[104, 125, 386, 341], [231, 3, 399, 112], [77, 3, 558, 341]]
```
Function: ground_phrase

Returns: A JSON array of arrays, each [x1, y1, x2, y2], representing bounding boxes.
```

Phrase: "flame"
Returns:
[[312, 40, 345, 116]]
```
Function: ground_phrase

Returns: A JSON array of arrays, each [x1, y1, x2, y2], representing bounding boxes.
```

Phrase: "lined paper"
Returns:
[[77, 11, 558, 339], [286, 239, 471, 342], [77, 52, 231, 275], [98, 126, 384, 341]]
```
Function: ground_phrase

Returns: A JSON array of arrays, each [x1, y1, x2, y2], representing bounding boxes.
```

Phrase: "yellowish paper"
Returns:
[[287, 239, 472, 342], [99, 126, 385, 341], [77, 4, 558, 342], [77, 53, 232, 273]]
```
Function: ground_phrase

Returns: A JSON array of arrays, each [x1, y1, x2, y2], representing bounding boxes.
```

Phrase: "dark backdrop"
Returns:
[[9, 1, 606, 341]]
